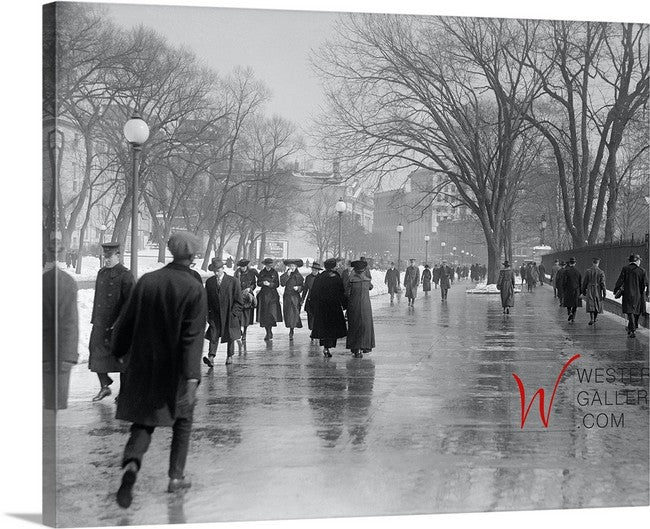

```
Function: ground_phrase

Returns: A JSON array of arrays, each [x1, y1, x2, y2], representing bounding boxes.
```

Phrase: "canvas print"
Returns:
[[43, 1, 649, 527]]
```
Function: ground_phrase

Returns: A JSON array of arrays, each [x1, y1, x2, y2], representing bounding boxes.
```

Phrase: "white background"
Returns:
[[0, 1, 648, 528]]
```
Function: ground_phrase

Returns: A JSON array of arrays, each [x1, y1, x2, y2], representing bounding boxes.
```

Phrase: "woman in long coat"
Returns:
[[421, 264, 432, 294], [310, 258, 347, 357], [280, 259, 304, 341], [256, 258, 282, 340], [496, 260, 515, 314], [614, 254, 649, 338], [302, 262, 322, 338], [346, 260, 375, 358], [582, 257, 606, 325], [234, 259, 258, 343]]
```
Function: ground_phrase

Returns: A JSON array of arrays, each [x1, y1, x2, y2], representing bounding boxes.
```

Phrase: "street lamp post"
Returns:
[[441, 241, 446, 261], [396, 224, 404, 271], [539, 214, 547, 245], [336, 198, 346, 260], [424, 234, 430, 264], [99, 224, 107, 268], [123, 113, 150, 279]]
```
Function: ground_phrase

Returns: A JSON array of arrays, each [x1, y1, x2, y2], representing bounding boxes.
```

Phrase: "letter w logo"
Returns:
[[512, 354, 580, 429]]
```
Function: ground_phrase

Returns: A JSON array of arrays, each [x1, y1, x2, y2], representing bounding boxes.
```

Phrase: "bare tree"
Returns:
[[313, 15, 546, 282], [519, 21, 649, 246]]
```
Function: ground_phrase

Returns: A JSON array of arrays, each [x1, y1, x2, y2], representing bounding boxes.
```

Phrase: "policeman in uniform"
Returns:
[[89, 242, 134, 401]]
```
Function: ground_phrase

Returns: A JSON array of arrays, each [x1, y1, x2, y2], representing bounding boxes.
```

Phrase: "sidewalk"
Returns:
[[54, 281, 648, 526]]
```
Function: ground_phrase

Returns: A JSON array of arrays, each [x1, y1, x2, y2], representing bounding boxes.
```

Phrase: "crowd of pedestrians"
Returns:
[[43, 229, 649, 511]]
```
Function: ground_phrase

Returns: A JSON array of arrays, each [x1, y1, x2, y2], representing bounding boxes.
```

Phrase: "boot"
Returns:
[[168, 476, 192, 493], [116, 461, 138, 508], [92, 385, 112, 402]]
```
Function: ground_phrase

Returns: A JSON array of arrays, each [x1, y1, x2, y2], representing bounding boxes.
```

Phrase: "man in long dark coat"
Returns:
[[404, 258, 420, 307], [346, 260, 375, 358], [203, 259, 243, 367], [432, 264, 441, 288], [440, 261, 452, 301], [234, 259, 257, 345], [614, 254, 649, 338], [256, 257, 282, 341], [88, 242, 134, 401], [582, 257, 606, 326], [310, 258, 347, 357], [384, 262, 400, 303], [112, 231, 207, 508], [280, 259, 304, 341], [302, 261, 322, 339], [538, 262, 546, 285], [562, 257, 582, 323], [43, 237, 78, 410]]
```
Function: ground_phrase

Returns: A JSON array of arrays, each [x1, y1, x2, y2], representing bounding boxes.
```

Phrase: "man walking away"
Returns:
[[614, 254, 649, 338], [550, 260, 561, 298], [112, 231, 207, 508], [404, 258, 420, 307], [562, 257, 582, 323], [88, 242, 134, 402], [582, 257, 606, 326]]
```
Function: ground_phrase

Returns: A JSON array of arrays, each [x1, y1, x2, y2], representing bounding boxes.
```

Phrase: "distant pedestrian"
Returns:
[[614, 254, 649, 338], [384, 262, 400, 303], [234, 259, 258, 346], [432, 264, 441, 288], [256, 258, 282, 341], [43, 237, 78, 410], [582, 257, 606, 326], [496, 260, 515, 314], [310, 258, 347, 357], [203, 259, 243, 367], [65, 250, 72, 269], [525, 263, 538, 292], [439, 261, 452, 301], [538, 262, 546, 285], [302, 261, 322, 339], [280, 259, 304, 341], [562, 257, 582, 323], [421, 264, 432, 295], [112, 231, 207, 508], [345, 260, 375, 358], [550, 260, 561, 298], [88, 242, 134, 402], [404, 258, 420, 306], [555, 261, 567, 306]]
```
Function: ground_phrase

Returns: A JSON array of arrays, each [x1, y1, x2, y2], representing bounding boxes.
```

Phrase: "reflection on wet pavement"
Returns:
[[55, 285, 648, 526]]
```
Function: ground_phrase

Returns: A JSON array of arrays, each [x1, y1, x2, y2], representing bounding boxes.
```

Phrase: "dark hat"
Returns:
[[568, 257, 577, 264], [560, 261, 566, 266], [262, 257, 274, 265], [351, 260, 368, 271], [408, 257, 416, 262], [208, 258, 224, 271], [324, 258, 337, 270], [629, 253, 641, 262], [554, 259, 559, 263], [283, 259, 304, 268], [101, 242, 120, 253], [167, 231, 201, 259], [502, 260, 510, 267], [424, 264, 430, 268], [311, 261, 323, 270], [360, 256, 367, 261], [592, 257, 601, 263], [237, 259, 250, 267], [390, 261, 395, 266]]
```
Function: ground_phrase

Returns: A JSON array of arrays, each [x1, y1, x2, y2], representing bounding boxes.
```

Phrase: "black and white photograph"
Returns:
[[3, 0, 650, 528]]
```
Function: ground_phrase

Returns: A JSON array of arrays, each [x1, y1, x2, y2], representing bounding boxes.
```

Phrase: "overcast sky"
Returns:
[[106, 3, 339, 135]]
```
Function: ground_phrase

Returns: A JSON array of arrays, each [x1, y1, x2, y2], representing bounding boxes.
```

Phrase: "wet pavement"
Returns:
[[54, 283, 649, 527]]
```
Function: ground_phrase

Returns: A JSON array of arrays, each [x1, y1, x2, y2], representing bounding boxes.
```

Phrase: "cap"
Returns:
[[311, 262, 323, 270], [351, 260, 368, 271], [629, 254, 641, 262], [237, 259, 250, 267], [262, 258, 274, 265], [167, 231, 201, 259]]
